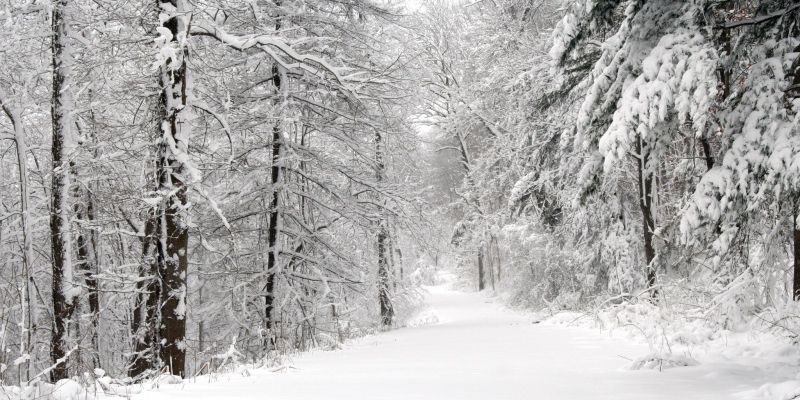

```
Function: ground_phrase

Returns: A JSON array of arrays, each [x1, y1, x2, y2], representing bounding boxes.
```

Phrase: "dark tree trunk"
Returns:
[[264, 66, 282, 349], [788, 44, 800, 300], [264, 124, 281, 344], [157, 184, 188, 376], [50, 0, 76, 382], [87, 190, 100, 367], [716, 21, 732, 103], [264, 1, 284, 349], [635, 138, 657, 299], [477, 246, 485, 291], [794, 202, 800, 300], [395, 246, 404, 281], [154, 0, 190, 377], [700, 138, 714, 171], [197, 275, 205, 355]]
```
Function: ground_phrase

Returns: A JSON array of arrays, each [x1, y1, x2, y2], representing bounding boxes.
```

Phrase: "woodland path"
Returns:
[[130, 276, 766, 400]]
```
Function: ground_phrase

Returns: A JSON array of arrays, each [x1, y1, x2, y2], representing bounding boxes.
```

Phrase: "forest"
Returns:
[[1, 0, 800, 398]]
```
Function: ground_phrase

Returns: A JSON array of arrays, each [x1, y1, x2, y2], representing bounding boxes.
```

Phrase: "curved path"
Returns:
[[131, 281, 767, 399]]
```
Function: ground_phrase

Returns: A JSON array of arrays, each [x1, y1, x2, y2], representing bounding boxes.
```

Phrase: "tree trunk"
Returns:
[[155, 0, 191, 377], [395, 246, 404, 281], [264, 64, 283, 350], [390, 224, 403, 282], [375, 129, 393, 327], [697, 22, 730, 172], [389, 235, 397, 291], [377, 224, 393, 327], [789, 45, 800, 300], [129, 216, 159, 378], [488, 240, 496, 291], [73, 176, 100, 368], [264, 2, 284, 350], [83, 92, 101, 367], [492, 235, 502, 283], [50, 0, 77, 382], [794, 202, 800, 300], [635, 137, 657, 300], [700, 138, 714, 171], [264, 123, 281, 346], [477, 246, 485, 291]]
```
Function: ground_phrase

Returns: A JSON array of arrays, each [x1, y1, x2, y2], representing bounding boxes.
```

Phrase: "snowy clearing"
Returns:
[[111, 279, 781, 400]]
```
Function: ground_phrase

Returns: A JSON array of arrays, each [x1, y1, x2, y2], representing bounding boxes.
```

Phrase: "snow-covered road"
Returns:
[[131, 281, 767, 399]]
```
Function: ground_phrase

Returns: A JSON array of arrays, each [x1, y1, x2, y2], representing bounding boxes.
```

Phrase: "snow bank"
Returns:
[[747, 380, 800, 400], [540, 296, 800, 399]]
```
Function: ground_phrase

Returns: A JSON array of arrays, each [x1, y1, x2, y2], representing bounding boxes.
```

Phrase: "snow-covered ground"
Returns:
[[97, 276, 789, 400]]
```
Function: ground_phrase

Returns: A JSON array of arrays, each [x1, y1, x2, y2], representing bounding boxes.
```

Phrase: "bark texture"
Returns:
[[50, 0, 77, 382], [376, 129, 393, 327], [636, 138, 657, 299], [154, 0, 191, 377], [788, 44, 800, 300]]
